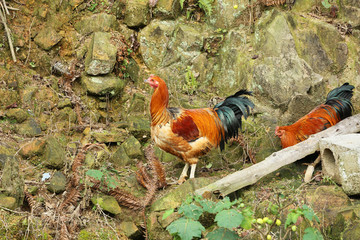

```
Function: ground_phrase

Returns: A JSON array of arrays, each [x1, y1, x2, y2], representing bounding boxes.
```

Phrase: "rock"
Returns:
[[34, 27, 63, 50], [127, 116, 151, 142], [21, 86, 38, 105], [47, 171, 67, 194], [320, 134, 360, 195], [119, 221, 142, 239], [0, 194, 17, 210], [151, 178, 216, 212], [153, 0, 181, 19], [210, 0, 248, 29], [16, 119, 42, 137], [122, 135, 143, 159], [19, 138, 46, 159], [0, 155, 24, 207], [343, 221, 360, 240], [57, 98, 72, 109], [124, 0, 150, 28], [74, 13, 118, 35], [295, 18, 348, 73], [43, 136, 66, 169], [91, 128, 127, 143], [82, 73, 126, 98], [56, 107, 77, 123], [85, 32, 117, 75], [91, 194, 122, 215], [110, 145, 132, 168], [139, 20, 176, 69], [305, 185, 350, 225], [253, 11, 323, 109], [340, 0, 360, 28], [5, 108, 28, 123], [126, 58, 141, 83], [0, 145, 16, 169]]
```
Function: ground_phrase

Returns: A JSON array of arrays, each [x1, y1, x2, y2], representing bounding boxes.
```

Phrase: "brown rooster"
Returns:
[[275, 83, 354, 148], [144, 75, 254, 183]]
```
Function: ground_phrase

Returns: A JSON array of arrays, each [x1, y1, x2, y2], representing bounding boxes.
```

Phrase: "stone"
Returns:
[[34, 27, 63, 50], [91, 194, 122, 215], [43, 136, 66, 169], [343, 222, 360, 240], [320, 134, 360, 195], [305, 185, 350, 225], [139, 20, 176, 69], [85, 32, 117, 75], [153, 0, 181, 19], [82, 73, 126, 97], [16, 119, 42, 137], [91, 128, 127, 143], [0, 155, 24, 207], [210, 0, 248, 29], [151, 178, 216, 212], [47, 171, 67, 194], [74, 13, 118, 35], [340, 4, 360, 28], [124, 0, 150, 28], [110, 145, 132, 167], [19, 138, 46, 159], [5, 108, 28, 123], [122, 135, 143, 159], [0, 145, 16, 169], [0, 194, 17, 210], [119, 221, 141, 239], [57, 98, 72, 109], [127, 116, 151, 142]]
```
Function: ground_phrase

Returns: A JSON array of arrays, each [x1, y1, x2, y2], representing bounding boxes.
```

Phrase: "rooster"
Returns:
[[275, 83, 354, 148], [144, 75, 254, 183]]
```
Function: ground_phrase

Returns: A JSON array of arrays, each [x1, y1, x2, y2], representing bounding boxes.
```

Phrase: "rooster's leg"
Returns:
[[178, 163, 189, 184], [189, 164, 197, 179]]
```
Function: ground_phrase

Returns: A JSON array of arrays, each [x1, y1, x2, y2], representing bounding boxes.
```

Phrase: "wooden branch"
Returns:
[[196, 113, 360, 197], [0, 2, 17, 62]]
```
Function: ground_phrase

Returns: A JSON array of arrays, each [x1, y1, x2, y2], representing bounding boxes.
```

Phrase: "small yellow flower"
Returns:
[[234, 5, 238, 9]]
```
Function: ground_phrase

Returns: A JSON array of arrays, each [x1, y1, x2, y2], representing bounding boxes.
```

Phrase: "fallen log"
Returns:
[[195, 113, 360, 197]]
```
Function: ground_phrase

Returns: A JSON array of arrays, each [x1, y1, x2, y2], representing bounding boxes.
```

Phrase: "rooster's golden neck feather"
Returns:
[[150, 77, 170, 126]]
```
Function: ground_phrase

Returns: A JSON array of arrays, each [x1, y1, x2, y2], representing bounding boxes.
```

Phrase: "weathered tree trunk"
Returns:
[[195, 114, 360, 197]]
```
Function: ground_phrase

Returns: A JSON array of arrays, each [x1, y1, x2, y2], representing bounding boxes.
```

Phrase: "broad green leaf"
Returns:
[[240, 216, 253, 230], [162, 209, 174, 220], [303, 227, 324, 240], [285, 212, 300, 228], [166, 217, 205, 240], [207, 228, 240, 240], [178, 203, 203, 220], [268, 202, 279, 215], [215, 209, 244, 229], [86, 169, 104, 181], [302, 205, 319, 223], [321, 0, 331, 8], [198, 199, 217, 214], [213, 197, 235, 213]]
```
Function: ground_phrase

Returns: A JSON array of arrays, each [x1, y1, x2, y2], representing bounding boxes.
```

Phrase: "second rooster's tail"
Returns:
[[325, 83, 354, 120]]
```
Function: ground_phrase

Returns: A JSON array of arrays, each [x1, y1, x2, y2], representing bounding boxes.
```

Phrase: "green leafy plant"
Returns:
[[164, 195, 323, 240], [321, 0, 331, 8], [164, 195, 252, 240], [86, 167, 121, 189], [183, 66, 198, 95]]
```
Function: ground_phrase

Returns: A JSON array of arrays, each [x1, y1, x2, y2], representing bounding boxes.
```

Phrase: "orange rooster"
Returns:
[[144, 75, 254, 183], [275, 83, 354, 148]]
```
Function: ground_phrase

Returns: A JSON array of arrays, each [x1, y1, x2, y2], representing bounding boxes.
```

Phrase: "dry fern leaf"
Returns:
[[108, 188, 143, 210], [24, 190, 38, 211]]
